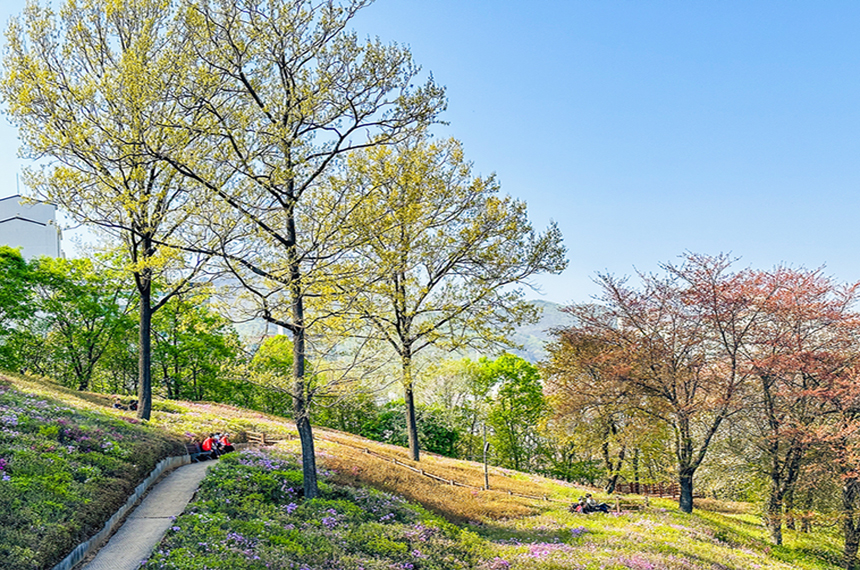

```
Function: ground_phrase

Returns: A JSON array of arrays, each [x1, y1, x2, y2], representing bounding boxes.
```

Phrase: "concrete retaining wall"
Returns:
[[51, 453, 191, 570]]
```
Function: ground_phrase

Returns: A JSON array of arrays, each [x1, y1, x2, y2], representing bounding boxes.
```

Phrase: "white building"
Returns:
[[0, 195, 62, 259]]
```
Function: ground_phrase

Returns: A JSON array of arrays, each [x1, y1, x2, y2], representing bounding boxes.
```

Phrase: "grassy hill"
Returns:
[[0, 371, 844, 570]]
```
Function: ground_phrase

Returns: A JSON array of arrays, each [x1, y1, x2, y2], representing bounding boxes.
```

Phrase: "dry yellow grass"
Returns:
[[316, 438, 540, 522], [306, 425, 609, 524]]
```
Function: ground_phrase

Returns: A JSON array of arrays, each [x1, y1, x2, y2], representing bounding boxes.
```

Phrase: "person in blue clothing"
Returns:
[[585, 493, 610, 513]]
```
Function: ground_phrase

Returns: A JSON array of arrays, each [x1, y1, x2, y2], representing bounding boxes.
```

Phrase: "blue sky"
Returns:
[[2, 1, 860, 305]]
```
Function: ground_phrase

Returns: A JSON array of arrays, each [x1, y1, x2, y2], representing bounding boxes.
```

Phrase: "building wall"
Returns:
[[0, 195, 62, 259], [0, 195, 55, 225]]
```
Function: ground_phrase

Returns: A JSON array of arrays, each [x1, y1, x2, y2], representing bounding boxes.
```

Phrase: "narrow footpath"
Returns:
[[80, 460, 212, 570]]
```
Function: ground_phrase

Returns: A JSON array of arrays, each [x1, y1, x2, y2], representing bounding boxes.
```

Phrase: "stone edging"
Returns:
[[51, 453, 191, 570]]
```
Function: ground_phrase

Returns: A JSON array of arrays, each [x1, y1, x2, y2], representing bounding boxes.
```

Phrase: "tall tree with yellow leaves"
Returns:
[[152, 0, 446, 496], [333, 135, 567, 461], [1, 0, 212, 420]]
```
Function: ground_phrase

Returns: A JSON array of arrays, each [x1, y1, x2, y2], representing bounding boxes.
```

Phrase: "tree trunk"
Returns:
[[765, 437, 785, 544], [137, 274, 152, 421], [289, 213, 318, 499], [633, 448, 640, 494], [675, 415, 696, 513], [843, 479, 860, 570], [291, 318, 318, 499], [678, 470, 694, 513], [296, 413, 317, 497], [800, 490, 813, 533], [605, 473, 620, 495], [403, 351, 420, 462], [844, 528, 860, 570], [785, 486, 796, 531], [765, 487, 784, 545], [601, 424, 625, 495]]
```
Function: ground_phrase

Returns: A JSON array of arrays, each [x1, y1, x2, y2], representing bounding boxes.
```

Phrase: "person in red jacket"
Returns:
[[219, 433, 235, 455], [201, 434, 219, 459]]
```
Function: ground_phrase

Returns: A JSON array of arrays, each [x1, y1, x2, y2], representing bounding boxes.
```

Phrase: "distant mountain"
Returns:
[[233, 299, 576, 364], [509, 300, 575, 363]]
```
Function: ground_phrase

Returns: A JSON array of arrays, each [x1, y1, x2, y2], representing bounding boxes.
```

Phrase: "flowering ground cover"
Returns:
[[0, 377, 184, 570], [313, 437, 842, 570], [468, 505, 840, 570], [146, 445, 842, 570], [144, 448, 481, 570]]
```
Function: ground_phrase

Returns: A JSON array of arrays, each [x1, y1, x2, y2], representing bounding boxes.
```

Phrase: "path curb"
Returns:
[[51, 453, 190, 570]]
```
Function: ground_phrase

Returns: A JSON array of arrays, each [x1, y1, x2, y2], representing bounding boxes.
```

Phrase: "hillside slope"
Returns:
[[0, 372, 843, 570]]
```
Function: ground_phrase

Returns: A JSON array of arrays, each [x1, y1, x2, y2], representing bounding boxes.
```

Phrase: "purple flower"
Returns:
[[486, 559, 510, 570], [618, 555, 657, 570], [571, 526, 587, 537]]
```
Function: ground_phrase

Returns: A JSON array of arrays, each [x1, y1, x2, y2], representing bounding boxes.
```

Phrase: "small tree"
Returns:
[[542, 330, 666, 493], [152, 288, 241, 401], [421, 357, 496, 461], [563, 254, 769, 513], [809, 361, 860, 570], [745, 267, 859, 544], [485, 353, 547, 472], [250, 335, 303, 417], [0, 247, 37, 372], [29, 256, 136, 391], [0, 247, 32, 336]]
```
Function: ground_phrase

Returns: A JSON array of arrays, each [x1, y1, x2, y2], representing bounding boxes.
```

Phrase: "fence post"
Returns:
[[483, 425, 490, 491]]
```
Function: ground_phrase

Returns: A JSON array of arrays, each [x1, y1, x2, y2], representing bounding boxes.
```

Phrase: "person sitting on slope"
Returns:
[[219, 433, 235, 455], [585, 493, 610, 513], [201, 433, 219, 460]]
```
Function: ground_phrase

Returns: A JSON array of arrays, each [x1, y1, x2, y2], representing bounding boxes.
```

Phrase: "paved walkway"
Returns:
[[81, 460, 212, 570]]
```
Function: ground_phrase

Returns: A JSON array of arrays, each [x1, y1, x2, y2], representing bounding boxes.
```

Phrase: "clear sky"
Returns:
[[2, 1, 859, 306]]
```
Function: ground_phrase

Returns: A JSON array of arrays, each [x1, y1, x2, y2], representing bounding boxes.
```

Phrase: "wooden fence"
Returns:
[[244, 426, 680, 505], [613, 481, 703, 498]]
